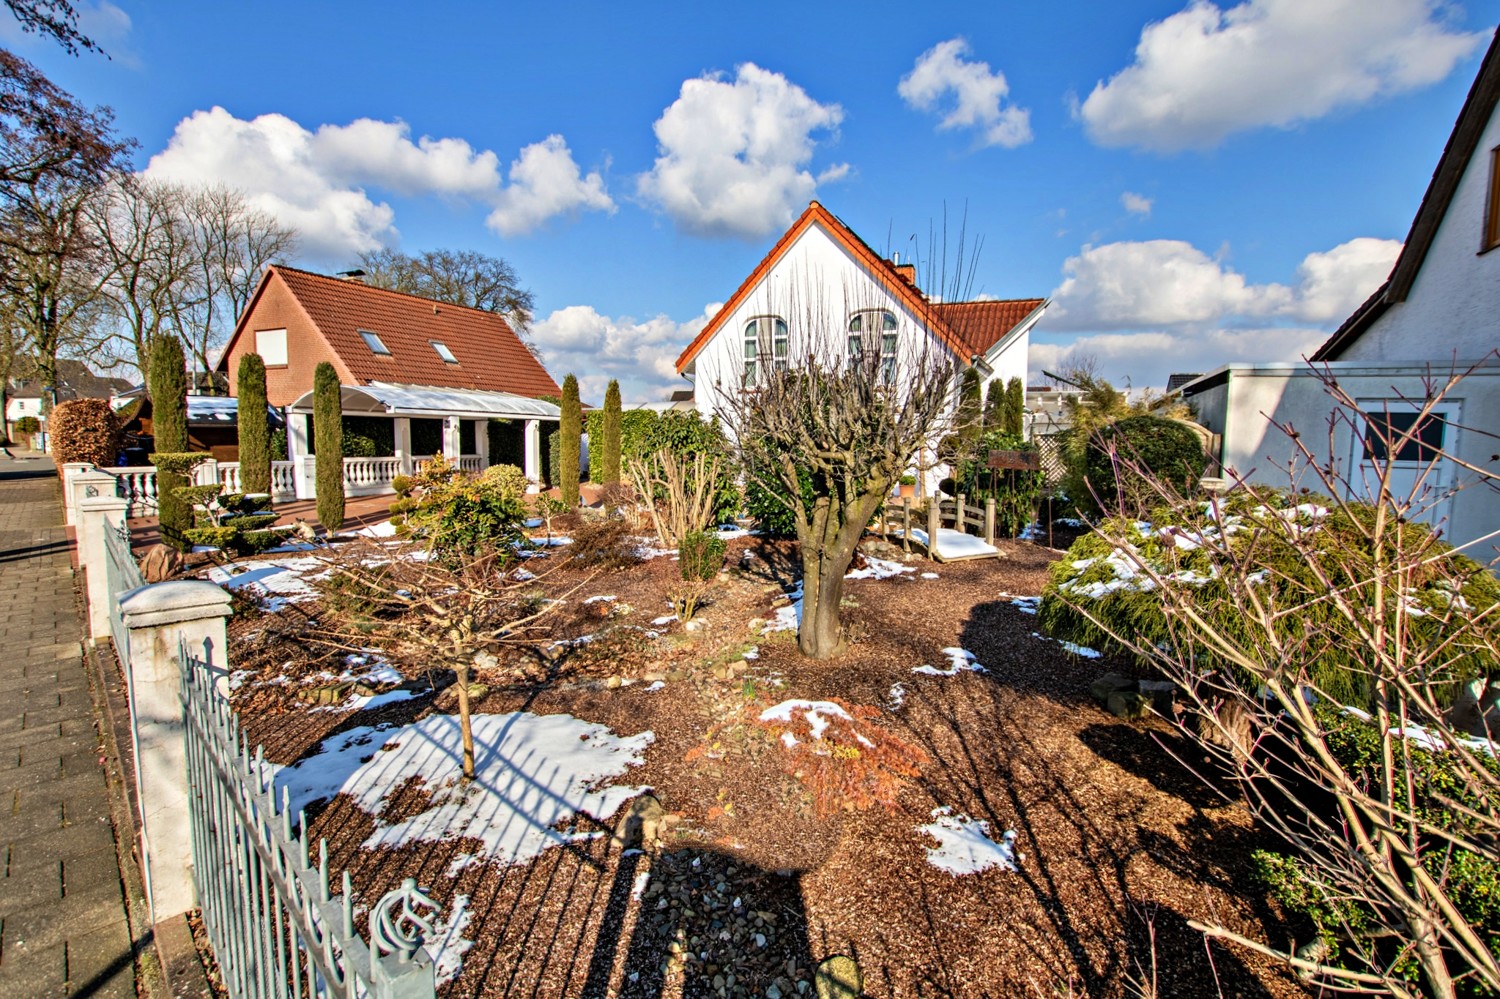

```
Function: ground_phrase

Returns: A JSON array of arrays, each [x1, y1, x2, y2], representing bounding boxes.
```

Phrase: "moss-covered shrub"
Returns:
[[1077, 414, 1204, 514], [47, 399, 120, 468], [1037, 492, 1500, 706]]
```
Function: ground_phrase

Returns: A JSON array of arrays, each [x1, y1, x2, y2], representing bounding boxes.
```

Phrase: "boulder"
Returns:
[[1106, 689, 1152, 720], [815, 955, 864, 999], [1091, 672, 1134, 702], [141, 544, 182, 583], [1137, 679, 1177, 714]]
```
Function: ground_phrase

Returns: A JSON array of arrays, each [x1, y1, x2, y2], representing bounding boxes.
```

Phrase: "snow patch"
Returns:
[[207, 556, 331, 611], [900, 528, 999, 560], [356, 520, 397, 538], [845, 556, 915, 580], [888, 682, 907, 709], [760, 700, 850, 741], [429, 893, 473, 986], [918, 807, 1018, 876], [1010, 596, 1040, 615], [762, 586, 803, 633], [914, 648, 986, 677], [920, 572, 939, 579], [1032, 632, 1103, 659]]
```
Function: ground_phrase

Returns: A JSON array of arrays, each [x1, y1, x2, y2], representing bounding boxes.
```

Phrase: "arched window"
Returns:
[[848, 310, 898, 383], [743, 316, 788, 386]]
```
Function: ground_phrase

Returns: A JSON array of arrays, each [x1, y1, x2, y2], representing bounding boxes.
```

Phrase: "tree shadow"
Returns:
[[1075, 722, 1233, 811]]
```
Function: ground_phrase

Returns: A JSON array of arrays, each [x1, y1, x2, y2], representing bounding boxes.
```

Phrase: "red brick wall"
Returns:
[[224, 277, 350, 407]]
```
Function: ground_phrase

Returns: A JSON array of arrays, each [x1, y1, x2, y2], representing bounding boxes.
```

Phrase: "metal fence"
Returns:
[[179, 647, 440, 998], [102, 516, 143, 661]]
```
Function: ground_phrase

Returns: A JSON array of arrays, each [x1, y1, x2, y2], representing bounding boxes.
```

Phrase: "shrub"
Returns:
[[270, 428, 288, 461], [14, 415, 39, 434], [1079, 414, 1204, 515], [679, 529, 726, 582], [479, 463, 529, 501], [1004, 377, 1025, 437], [342, 433, 378, 458], [313, 361, 344, 533], [236, 353, 271, 496], [401, 465, 527, 563], [560, 374, 581, 503], [585, 409, 739, 520], [391, 474, 414, 497], [744, 462, 812, 538], [1037, 492, 1500, 707], [568, 517, 640, 570], [149, 336, 191, 550], [953, 430, 1044, 538], [600, 379, 622, 484], [47, 399, 119, 468], [547, 427, 560, 488]]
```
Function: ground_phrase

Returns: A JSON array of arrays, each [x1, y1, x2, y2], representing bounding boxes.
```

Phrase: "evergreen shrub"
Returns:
[[1077, 414, 1204, 515], [560, 374, 581, 504], [236, 353, 271, 495], [313, 362, 345, 532], [678, 529, 726, 582]]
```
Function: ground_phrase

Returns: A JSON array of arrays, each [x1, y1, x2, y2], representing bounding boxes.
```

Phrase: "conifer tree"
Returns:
[[983, 379, 1003, 429], [313, 362, 345, 532], [559, 373, 581, 505], [149, 335, 191, 549], [236, 353, 271, 496], [601, 379, 622, 485], [956, 366, 983, 441], [1004, 376, 1025, 437]]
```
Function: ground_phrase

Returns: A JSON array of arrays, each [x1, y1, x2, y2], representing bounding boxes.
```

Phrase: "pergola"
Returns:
[[283, 381, 559, 493]]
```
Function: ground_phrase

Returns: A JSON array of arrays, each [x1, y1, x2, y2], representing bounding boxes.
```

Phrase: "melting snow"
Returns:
[[914, 648, 986, 677], [651, 615, 677, 626], [272, 712, 654, 868], [762, 586, 803, 633], [760, 700, 851, 741], [583, 595, 618, 604], [429, 894, 473, 986], [900, 528, 999, 560], [356, 520, 397, 538], [920, 572, 939, 579], [918, 807, 1018, 875], [207, 556, 331, 611], [888, 682, 908, 709], [1032, 632, 1103, 659], [1010, 596, 1040, 615], [845, 556, 915, 580]]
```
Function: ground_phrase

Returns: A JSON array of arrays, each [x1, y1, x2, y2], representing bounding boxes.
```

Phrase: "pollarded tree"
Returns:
[[720, 316, 957, 659], [236, 352, 270, 496], [313, 361, 344, 532], [601, 379, 622, 485], [559, 374, 581, 505]]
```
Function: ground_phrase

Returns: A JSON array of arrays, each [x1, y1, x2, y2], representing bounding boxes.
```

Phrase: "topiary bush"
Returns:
[[1037, 491, 1500, 707], [313, 361, 344, 533], [1078, 414, 1205, 515], [13, 414, 40, 447], [47, 399, 120, 468]]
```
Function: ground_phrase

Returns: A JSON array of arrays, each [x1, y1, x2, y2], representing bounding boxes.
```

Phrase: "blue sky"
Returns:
[[6, 0, 1496, 401]]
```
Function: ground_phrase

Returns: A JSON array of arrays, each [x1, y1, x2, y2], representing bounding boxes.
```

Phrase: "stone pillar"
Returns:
[[70, 468, 116, 533], [119, 580, 232, 925], [524, 419, 542, 485], [287, 413, 313, 499], [441, 416, 461, 461], [61, 461, 94, 525], [77, 489, 131, 643], [393, 416, 413, 476]]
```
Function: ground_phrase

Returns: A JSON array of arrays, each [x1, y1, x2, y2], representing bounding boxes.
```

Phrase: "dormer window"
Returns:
[[743, 316, 787, 386], [359, 329, 391, 355], [431, 340, 458, 364]]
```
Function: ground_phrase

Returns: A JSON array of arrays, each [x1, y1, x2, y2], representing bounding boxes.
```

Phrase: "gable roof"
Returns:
[[1312, 28, 1500, 361], [674, 202, 1042, 374], [220, 265, 561, 398], [933, 299, 1047, 357]]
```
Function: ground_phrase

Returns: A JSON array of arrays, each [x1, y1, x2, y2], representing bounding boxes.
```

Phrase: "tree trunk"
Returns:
[[455, 663, 475, 780], [796, 490, 884, 660]]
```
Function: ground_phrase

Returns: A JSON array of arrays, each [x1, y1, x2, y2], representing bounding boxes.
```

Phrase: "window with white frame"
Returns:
[[359, 329, 391, 355], [255, 328, 288, 366], [742, 316, 787, 386], [848, 310, 898, 383]]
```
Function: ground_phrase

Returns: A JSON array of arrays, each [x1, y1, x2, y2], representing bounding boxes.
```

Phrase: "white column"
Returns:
[[441, 415, 461, 461], [77, 484, 129, 643], [523, 419, 541, 485], [393, 416, 413, 476], [119, 580, 232, 924], [287, 413, 313, 499], [475, 419, 491, 470]]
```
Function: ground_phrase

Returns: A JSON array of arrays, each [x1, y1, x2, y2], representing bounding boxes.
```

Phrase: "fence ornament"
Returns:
[[372, 879, 439, 964]]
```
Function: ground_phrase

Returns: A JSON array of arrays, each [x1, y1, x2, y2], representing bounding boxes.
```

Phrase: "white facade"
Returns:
[[684, 223, 970, 420], [6, 396, 42, 423]]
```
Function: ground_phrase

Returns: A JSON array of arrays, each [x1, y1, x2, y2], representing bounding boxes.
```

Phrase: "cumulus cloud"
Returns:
[[637, 63, 847, 239], [1047, 236, 1399, 331], [529, 302, 721, 403], [898, 38, 1032, 148], [1034, 234, 1401, 386], [143, 109, 613, 258], [1121, 192, 1153, 217], [1080, 0, 1486, 152]]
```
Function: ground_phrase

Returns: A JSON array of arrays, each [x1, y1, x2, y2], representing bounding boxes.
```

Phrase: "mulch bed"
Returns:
[[216, 527, 1308, 998]]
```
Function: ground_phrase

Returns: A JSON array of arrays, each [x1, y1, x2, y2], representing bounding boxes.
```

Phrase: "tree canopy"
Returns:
[[357, 247, 535, 333]]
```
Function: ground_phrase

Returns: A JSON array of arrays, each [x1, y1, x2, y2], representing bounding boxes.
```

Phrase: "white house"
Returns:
[[1183, 30, 1500, 559], [673, 201, 1047, 486]]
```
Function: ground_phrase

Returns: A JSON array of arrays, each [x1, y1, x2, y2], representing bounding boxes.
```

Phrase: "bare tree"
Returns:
[[0, 49, 126, 193], [718, 286, 959, 659], [357, 246, 536, 345], [3, 0, 101, 54], [1052, 361, 1500, 997]]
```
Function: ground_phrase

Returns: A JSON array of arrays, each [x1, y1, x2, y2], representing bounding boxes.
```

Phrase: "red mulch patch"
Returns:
[[218, 528, 1307, 998]]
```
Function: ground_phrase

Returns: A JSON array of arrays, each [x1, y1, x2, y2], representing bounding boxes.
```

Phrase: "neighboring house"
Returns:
[[632, 389, 696, 413], [5, 360, 133, 442], [216, 265, 563, 491], [1184, 29, 1500, 557], [673, 201, 1048, 488]]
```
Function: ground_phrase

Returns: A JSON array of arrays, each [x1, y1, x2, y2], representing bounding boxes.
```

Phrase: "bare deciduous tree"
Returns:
[[357, 246, 536, 348], [626, 448, 722, 549], [1056, 361, 1500, 997]]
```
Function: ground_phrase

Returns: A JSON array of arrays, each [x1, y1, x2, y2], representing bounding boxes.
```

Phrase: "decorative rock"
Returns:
[[685, 619, 706, 632], [1106, 689, 1152, 720], [605, 675, 623, 690], [814, 955, 863, 999], [1090, 672, 1134, 702], [1137, 679, 1176, 714], [614, 793, 666, 849], [141, 543, 183, 583]]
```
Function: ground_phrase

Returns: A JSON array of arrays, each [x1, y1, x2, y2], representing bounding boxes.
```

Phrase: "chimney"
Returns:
[[336, 269, 366, 283], [894, 262, 917, 287]]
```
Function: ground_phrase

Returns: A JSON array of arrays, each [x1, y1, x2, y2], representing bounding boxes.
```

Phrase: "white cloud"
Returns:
[[487, 135, 616, 237], [1029, 326, 1332, 387], [1047, 236, 1399, 331], [637, 63, 847, 239], [898, 38, 1032, 148], [143, 109, 613, 259], [1121, 192, 1153, 217], [1080, 0, 1487, 152], [529, 303, 720, 403]]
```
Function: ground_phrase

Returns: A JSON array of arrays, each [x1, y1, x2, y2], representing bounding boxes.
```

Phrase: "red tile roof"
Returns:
[[934, 299, 1047, 357], [224, 266, 561, 398], [674, 202, 1046, 373]]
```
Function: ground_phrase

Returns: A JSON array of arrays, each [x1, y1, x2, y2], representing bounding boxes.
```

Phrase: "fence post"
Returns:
[[119, 580, 232, 925], [77, 489, 131, 643], [61, 461, 95, 525], [901, 498, 911, 553], [984, 497, 996, 546], [956, 493, 967, 535], [926, 498, 940, 560]]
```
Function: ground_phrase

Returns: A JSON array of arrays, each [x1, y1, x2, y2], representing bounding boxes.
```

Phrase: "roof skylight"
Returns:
[[431, 340, 459, 364], [359, 329, 391, 355]]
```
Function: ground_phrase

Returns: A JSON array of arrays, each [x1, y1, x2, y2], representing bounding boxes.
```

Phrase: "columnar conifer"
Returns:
[[149, 335, 190, 549], [313, 361, 344, 532], [559, 374, 581, 505], [236, 353, 271, 496], [601, 379, 622, 485]]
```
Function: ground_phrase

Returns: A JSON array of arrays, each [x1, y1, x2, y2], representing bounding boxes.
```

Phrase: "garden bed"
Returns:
[[209, 528, 1306, 998]]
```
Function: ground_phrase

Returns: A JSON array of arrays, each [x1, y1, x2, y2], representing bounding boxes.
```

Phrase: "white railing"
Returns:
[[411, 455, 436, 476], [272, 461, 296, 499], [217, 462, 242, 493], [342, 456, 402, 497], [112, 467, 160, 516], [458, 454, 481, 473]]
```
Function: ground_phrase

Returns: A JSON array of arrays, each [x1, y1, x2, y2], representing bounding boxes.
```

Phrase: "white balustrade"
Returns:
[[458, 454, 482, 473], [412, 456, 436, 476], [271, 461, 297, 501], [342, 456, 402, 497], [217, 462, 241, 494]]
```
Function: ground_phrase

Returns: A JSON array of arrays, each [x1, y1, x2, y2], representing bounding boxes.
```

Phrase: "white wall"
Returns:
[[1190, 361, 1500, 559], [1341, 108, 1500, 363], [689, 223, 964, 421]]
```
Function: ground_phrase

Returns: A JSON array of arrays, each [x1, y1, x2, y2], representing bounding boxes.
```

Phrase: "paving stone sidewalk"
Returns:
[[0, 456, 136, 998]]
